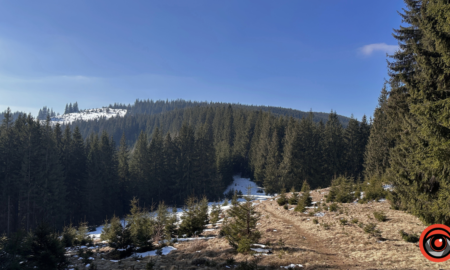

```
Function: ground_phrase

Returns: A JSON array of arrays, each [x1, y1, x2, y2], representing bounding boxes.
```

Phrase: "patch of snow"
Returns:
[[46, 108, 127, 126], [383, 184, 393, 191], [251, 248, 271, 253], [314, 212, 325, 217], [176, 237, 215, 241], [280, 264, 303, 268], [111, 260, 119, 262], [203, 229, 215, 232], [253, 244, 266, 248], [85, 264, 90, 268], [133, 246, 177, 257]]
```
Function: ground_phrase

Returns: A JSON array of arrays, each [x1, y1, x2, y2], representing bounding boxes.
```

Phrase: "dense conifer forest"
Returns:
[[363, 0, 450, 225], [0, 104, 368, 234], [2, 0, 450, 241]]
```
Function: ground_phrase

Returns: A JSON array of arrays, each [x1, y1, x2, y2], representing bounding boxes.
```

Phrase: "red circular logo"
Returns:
[[420, 224, 450, 262]]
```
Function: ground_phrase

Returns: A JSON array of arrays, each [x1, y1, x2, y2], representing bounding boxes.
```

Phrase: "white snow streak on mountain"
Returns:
[[48, 108, 127, 125]]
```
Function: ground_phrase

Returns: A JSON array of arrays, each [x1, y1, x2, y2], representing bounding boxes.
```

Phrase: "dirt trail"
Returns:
[[263, 205, 363, 269]]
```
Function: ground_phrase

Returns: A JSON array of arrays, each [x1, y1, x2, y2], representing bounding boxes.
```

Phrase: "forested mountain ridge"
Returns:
[[108, 99, 352, 126], [65, 99, 354, 147], [0, 104, 369, 235]]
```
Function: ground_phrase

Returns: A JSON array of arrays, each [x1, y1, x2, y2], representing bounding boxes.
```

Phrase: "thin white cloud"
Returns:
[[359, 43, 398, 56]]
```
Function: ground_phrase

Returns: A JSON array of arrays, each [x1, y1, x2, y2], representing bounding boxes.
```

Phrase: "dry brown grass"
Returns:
[[69, 188, 448, 269]]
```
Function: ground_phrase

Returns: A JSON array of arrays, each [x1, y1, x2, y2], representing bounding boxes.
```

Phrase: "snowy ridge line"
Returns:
[[43, 108, 127, 125]]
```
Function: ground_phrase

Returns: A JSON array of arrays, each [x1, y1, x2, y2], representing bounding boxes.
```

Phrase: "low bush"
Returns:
[[363, 223, 381, 238], [339, 218, 348, 226], [360, 175, 387, 203], [399, 230, 419, 243], [373, 211, 387, 222], [294, 201, 305, 212], [326, 176, 354, 203], [321, 222, 331, 230], [283, 204, 289, 210], [222, 199, 229, 206], [329, 203, 338, 212], [237, 237, 252, 253], [351, 218, 359, 224], [277, 188, 288, 206], [288, 187, 299, 205], [312, 218, 319, 224]]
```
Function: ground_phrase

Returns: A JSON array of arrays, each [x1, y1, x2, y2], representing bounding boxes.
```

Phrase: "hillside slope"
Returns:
[[66, 183, 434, 270]]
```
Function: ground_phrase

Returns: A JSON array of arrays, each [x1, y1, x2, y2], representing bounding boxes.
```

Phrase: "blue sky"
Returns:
[[0, 0, 405, 120]]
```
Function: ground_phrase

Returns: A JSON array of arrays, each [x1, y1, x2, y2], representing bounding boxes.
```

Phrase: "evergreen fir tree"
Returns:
[[222, 192, 261, 252]]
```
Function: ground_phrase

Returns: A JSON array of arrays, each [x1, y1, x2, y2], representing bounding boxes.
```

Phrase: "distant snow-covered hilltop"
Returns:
[[49, 108, 127, 125]]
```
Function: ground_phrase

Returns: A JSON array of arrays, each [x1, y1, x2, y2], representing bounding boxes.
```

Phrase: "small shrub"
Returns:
[[373, 211, 387, 222], [237, 237, 252, 253], [339, 209, 344, 215], [362, 175, 387, 202], [294, 201, 305, 212], [288, 187, 299, 205], [329, 203, 338, 212], [236, 259, 259, 270], [146, 259, 155, 270], [327, 175, 354, 203], [88, 264, 98, 270], [78, 249, 94, 265], [399, 230, 419, 243], [155, 248, 163, 256], [283, 204, 288, 210], [339, 218, 348, 226], [277, 188, 288, 206], [363, 223, 381, 238], [308, 211, 314, 216], [351, 218, 359, 224], [222, 199, 229, 206], [358, 222, 364, 228], [321, 222, 331, 230], [61, 223, 77, 247], [312, 218, 319, 224], [226, 257, 236, 265]]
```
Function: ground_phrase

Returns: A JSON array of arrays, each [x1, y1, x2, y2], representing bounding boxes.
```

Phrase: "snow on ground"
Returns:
[[133, 246, 177, 257], [88, 175, 268, 238], [47, 108, 127, 125], [281, 264, 303, 268], [223, 176, 271, 201], [250, 248, 271, 253]]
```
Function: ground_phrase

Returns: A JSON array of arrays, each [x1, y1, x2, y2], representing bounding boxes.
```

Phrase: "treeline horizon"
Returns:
[[0, 104, 369, 234]]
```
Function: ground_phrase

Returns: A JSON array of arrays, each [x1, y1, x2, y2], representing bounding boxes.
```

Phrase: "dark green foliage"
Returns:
[[146, 259, 156, 270], [101, 215, 133, 253], [373, 211, 387, 222], [363, 223, 381, 238], [0, 97, 369, 235], [288, 187, 299, 205], [399, 230, 419, 243], [326, 176, 354, 203], [210, 203, 221, 225], [367, 0, 450, 225], [222, 194, 261, 252], [339, 218, 348, 226], [329, 203, 338, 212], [276, 188, 288, 206], [360, 175, 387, 203], [178, 197, 209, 237], [78, 248, 94, 265], [300, 180, 312, 207], [126, 198, 153, 251], [26, 223, 68, 270]]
